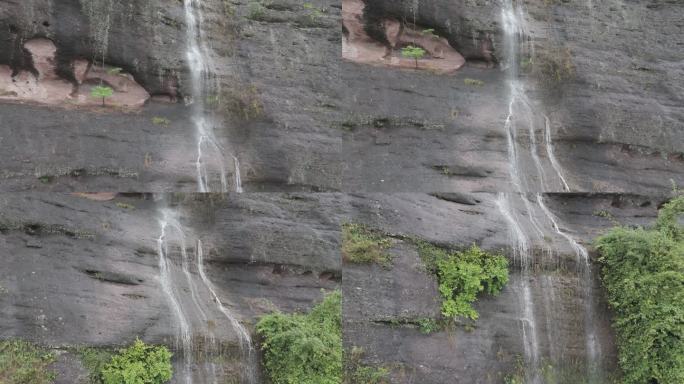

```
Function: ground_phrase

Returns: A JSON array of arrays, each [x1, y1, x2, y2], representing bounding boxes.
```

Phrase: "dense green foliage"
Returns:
[[596, 196, 684, 384], [257, 291, 342, 384], [100, 339, 172, 384], [416, 242, 509, 320], [342, 223, 392, 266], [0, 340, 55, 384]]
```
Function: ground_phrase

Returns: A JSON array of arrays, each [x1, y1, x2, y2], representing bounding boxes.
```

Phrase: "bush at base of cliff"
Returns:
[[596, 196, 684, 384], [256, 291, 342, 384], [0, 340, 55, 384], [100, 339, 173, 384]]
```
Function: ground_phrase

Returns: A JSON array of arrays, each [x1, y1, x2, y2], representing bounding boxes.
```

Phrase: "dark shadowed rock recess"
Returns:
[[0, 0, 681, 383]]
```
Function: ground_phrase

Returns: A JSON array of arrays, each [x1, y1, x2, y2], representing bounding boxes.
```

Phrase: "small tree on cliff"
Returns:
[[91, 85, 113, 107], [401, 45, 426, 69]]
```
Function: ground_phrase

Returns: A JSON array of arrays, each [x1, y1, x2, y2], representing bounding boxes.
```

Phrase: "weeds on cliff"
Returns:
[[528, 46, 576, 84], [595, 196, 684, 384], [344, 346, 389, 384], [247, 1, 267, 20], [152, 117, 171, 127], [416, 242, 509, 320], [100, 339, 172, 384], [464, 78, 485, 86], [257, 290, 342, 384], [212, 86, 263, 120], [0, 340, 56, 384], [75, 346, 114, 384], [342, 223, 392, 266]]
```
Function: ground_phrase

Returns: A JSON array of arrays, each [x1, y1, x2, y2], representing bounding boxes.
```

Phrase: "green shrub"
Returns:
[[0, 339, 56, 384], [151, 117, 171, 127], [101, 339, 172, 384], [341, 223, 392, 266], [417, 242, 509, 320], [595, 196, 684, 384], [257, 291, 342, 384]]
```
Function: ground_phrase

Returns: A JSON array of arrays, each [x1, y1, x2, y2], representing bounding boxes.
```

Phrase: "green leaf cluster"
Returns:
[[257, 291, 342, 384], [596, 196, 684, 384], [91, 86, 114, 99], [401, 45, 426, 60], [100, 339, 173, 384], [0, 340, 56, 384], [341, 223, 392, 266], [417, 242, 508, 320]]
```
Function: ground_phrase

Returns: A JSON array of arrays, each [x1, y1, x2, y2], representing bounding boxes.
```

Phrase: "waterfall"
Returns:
[[157, 217, 194, 384], [196, 240, 255, 383], [536, 195, 602, 382], [157, 205, 255, 384], [183, 0, 241, 193], [501, 1, 602, 380], [544, 116, 570, 191], [496, 193, 540, 374]]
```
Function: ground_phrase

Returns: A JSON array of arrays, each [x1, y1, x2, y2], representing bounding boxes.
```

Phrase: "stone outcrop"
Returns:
[[343, 0, 465, 73], [0, 38, 149, 108]]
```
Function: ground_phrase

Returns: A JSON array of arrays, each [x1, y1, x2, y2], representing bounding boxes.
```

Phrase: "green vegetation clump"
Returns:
[[463, 78, 485, 86], [341, 223, 392, 266], [0, 339, 56, 384], [100, 339, 172, 384], [416, 242, 509, 320], [151, 117, 171, 127], [344, 346, 389, 384], [257, 291, 342, 384], [596, 196, 684, 384], [401, 45, 426, 68]]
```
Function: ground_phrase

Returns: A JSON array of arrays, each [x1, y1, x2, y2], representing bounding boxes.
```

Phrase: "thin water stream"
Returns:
[[500, 0, 602, 381], [156, 206, 255, 384], [183, 0, 241, 193]]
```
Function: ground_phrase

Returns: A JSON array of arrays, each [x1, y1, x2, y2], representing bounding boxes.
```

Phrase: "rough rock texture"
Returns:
[[343, 192, 669, 383], [0, 0, 682, 383], [0, 193, 343, 383]]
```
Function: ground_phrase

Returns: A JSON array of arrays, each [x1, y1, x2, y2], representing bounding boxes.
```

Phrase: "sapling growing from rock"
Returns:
[[401, 45, 426, 69], [91, 85, 113, 106]]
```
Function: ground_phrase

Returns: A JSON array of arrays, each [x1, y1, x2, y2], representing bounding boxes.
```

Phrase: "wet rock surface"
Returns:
[[0, 0, 681, 383]]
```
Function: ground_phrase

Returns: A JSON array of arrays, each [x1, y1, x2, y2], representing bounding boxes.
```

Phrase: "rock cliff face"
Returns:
[[0, 0, 682, 383]]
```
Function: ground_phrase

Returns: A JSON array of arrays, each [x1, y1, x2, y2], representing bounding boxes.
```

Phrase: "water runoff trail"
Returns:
[[156, 206, 257, 384], [498, 1, 602, 382], [183, 0, 243, 193]]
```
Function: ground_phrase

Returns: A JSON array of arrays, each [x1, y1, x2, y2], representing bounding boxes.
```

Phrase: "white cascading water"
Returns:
[[536, 194, 601, 382], [157, 217, 194, 384], [196, 240, 255, 383], [543, 116, 570, 192], [501, 0, 602, 381], [183, 0, 242, 193], [496, 193, 540, 373], [500, 3, 542, 381]]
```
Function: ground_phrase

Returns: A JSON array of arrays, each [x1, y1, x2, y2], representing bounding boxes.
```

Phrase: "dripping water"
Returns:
[[157, 217, 193, 384], [196, 240, 256, 383], [183, 0, 241, 192], [496, 193, 540, 381]]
